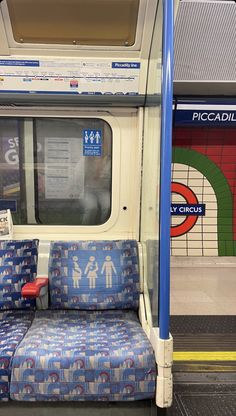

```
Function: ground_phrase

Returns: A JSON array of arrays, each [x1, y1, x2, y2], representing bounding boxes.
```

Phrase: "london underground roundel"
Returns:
[[171, 182, 199, 237]]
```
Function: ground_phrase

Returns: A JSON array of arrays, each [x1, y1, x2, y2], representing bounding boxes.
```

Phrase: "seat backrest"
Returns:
[[0, 239, 38, 310], [49, 240, 139, 310]]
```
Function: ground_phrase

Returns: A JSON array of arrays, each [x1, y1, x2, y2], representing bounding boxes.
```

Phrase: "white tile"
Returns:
[[174, 178, 188, 186], [171, 217, 184, 226], [202, 240, 218, 249], [171, 248, 187, 256], [172, 194, 186, 203], [173, 163, 187, 171], [172, 234, 187, 241], [189, 167, 199, 173], [187, 233, 203, 241], [187, 171, 203, 179], [203, 187, 216, 196], [173, 171, 189, 180], [187, 241, 203, 249], [202, 225, 218, 232], [187, 249, 203, 256], [205, 202, 218, 210], [204, 195, 217, 203], [187, 179, 205, 187], [171, 240, 187, 248], [203, 179, 212, 187], [202, 235, 218, 241], [185, 186, 203, 195], [203, 248, 219, 256], [202, 231, 218, 240], [204, 211, 218, 218], [202, 217, 217, 225], [188, 224, 202, 233]]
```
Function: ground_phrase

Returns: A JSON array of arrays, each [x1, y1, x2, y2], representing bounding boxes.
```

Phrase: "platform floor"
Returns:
[[171, 259, 236, 315], [170, 260, 236, 414]]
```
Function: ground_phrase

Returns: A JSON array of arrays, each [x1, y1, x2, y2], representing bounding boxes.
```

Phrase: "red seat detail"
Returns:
[[22, 278, 48, 298]]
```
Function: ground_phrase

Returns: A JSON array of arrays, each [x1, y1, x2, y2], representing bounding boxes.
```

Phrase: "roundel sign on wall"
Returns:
[[171, 182, 205, 237]]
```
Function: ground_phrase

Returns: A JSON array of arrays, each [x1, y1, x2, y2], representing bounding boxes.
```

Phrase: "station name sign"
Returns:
[[171, 204, 205, 216], [175, 109, 236, 126]]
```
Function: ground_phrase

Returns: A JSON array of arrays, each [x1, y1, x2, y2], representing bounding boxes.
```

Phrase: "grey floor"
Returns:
[[0, 401, 163, 416], [171, 257, 236, 315], [3, 386, 236, 416]]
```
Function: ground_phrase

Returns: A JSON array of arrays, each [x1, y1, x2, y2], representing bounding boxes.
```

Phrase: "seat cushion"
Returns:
[[0, 311, 35, 401], [49, 240, 140, 310], [10, 310, 156, 401], [0, 239, 38, 310]]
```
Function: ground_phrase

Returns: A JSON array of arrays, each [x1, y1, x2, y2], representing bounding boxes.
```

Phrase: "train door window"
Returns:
[[0, 117, 112, 226], [34, 118, 112, 225]]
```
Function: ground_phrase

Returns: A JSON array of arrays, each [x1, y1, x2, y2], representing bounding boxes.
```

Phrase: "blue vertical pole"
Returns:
[[159, 0, 174, 340]]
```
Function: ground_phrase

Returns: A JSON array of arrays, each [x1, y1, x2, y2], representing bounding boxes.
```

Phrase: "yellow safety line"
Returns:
[[173, 351, 236, 361]]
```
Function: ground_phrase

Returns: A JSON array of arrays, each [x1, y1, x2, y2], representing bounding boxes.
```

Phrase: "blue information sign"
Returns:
[[83, 129, 102, 157]]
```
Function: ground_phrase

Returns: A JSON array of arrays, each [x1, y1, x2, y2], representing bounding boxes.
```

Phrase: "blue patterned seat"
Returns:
[[0, 311, 34, 401], [0, 239, 38, 310], [10, 310, 156, 401], [0, 239, 38, 401], [10, 240, 157, 402], [49, 240, 139, 310]]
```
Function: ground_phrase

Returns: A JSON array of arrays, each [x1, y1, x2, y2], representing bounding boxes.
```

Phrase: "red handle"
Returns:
[[22, 277, 48, 298]]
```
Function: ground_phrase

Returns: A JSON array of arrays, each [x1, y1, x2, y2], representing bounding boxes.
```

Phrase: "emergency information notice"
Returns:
[[0, 58, 140, 95], [45, 138, 84, 200]]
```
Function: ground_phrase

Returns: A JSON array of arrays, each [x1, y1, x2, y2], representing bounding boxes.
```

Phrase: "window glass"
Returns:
[[0, 119, 25, 224], [34, 118, 112, 225], [0, 117, 112, 226]]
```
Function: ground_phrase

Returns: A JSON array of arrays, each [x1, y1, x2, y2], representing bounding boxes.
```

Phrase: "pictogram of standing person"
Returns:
[[84, 131, 89, 144], [84, 256, 99, 289], [101, 256, 117, 288], [72, 256, 82, 288]]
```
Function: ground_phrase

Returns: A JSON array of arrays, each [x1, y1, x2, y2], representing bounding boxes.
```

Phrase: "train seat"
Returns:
[[0, 311, 34, 401], [0, 239, 38, 401], [10, 240, 157, 402]]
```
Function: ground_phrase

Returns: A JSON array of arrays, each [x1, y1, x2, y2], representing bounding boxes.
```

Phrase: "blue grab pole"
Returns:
[[159, 0, 174, 340]]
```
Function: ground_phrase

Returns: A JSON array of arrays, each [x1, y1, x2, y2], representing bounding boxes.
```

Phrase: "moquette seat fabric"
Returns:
[[0, 240, 38, 401], [9, 240, 157, 402], [10, 309, 156, 401], [48, 240, 140, 310]]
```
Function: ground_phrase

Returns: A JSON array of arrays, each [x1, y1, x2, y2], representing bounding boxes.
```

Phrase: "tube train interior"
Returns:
[[0, 1, 178, 415], [2, 1, 236, 415]]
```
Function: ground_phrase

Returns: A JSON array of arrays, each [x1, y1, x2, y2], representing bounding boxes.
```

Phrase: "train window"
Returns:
[[0, 119, 24, 225], [34, 118, 112, 225], [6, 0, 139, 46], [0, 117, 112, 226]]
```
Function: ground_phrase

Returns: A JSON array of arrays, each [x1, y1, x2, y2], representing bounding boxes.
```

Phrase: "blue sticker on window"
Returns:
[[83, 129, 102, 156]]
